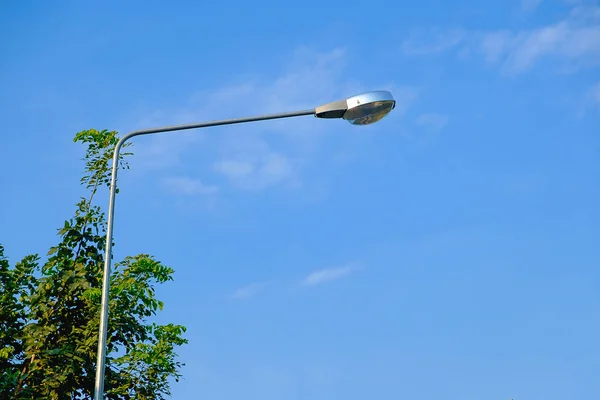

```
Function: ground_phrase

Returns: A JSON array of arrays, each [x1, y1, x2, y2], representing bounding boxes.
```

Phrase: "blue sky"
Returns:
[[1, 0, 599, 399]]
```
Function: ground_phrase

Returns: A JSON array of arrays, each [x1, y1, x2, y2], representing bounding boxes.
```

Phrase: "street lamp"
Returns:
[[93, 90, 396, 399]]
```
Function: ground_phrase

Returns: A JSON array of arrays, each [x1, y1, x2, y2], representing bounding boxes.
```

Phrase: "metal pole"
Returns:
[[93, 109, 315, 399]]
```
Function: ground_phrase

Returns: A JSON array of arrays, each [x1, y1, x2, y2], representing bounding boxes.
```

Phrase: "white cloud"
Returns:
[[590, 82, 600, 105], [231, 282, 267, 300], [213, 151, 300, 191], [301, 264, 360, 287], [131, 130, 206, 170], [389, 86, 419, 116], [402, 5, 600, 75], [479, 5, 600, 74], [187, 46, 356, 122], [127, 48, 350, 192], [161, 176, 218, 195], [480, 30, 514, 64], [213, 160, 254, 179], [124, 46, 410, 199], [402, 28, 466, 56], [521, 0, 543, 12], [415, 113, 449, 132]]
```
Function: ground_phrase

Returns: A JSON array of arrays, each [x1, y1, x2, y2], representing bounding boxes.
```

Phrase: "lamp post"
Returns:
[[93, 90, 396, 399]]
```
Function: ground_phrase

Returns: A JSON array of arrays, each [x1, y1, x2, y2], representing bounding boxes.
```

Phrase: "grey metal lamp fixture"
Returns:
[[93, 90, 395, 400], [315, 90, 396, 125]]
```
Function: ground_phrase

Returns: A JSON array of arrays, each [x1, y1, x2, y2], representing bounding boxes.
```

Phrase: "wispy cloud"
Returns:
[[521, 0, 543, 12], [128, 47, 388, 195], [161, 176, 218, 195], [123, 46, 413, 204], [479, 4, 600, 74], [213, 160, 254, 179], [301, 264, 360, 287], [401, 5, 600, 75], [415, 113, 449, 132], [213, 150, 301, 191], [590, 82, 600, 104], [584, 81, 600, 113], [131, 131, 206, 171], [402, 28, 466, 56], [231, 282, 268, 300], [389, 86, 419, 116], [479, 7, 600, 74]]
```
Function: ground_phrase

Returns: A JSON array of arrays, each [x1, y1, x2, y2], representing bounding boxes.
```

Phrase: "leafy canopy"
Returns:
[[0, 129, 187, 399]]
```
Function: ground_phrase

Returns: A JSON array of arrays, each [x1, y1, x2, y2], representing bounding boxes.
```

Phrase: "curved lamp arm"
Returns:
[[93, 89, 395, 399], [94, 108, 315, 399]]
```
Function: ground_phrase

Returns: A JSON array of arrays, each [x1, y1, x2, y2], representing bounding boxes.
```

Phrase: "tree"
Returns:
[[0, 129, 187, 399]]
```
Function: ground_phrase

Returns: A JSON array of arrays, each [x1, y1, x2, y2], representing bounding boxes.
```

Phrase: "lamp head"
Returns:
[[315, 90, 396, 125]]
